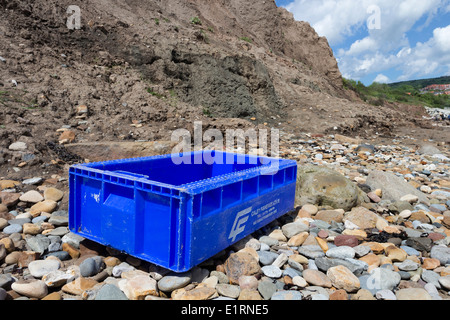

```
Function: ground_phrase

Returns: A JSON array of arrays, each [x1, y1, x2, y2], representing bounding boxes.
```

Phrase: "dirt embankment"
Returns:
[[0, 0, 446, 179]]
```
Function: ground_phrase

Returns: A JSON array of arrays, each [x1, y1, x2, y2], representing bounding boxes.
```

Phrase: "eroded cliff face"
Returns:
[[0, 0, 434, 174]]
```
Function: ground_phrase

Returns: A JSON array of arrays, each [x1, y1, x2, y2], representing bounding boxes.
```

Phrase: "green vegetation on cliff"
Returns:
[[343, 78, 450, 109]]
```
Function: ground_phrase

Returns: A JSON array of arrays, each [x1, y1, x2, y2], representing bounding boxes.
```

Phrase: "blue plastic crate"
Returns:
[[69, 151, 297, 272]]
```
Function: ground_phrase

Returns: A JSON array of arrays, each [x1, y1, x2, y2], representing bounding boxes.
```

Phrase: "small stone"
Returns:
[[424, 283, 442, 300], [118, 276, 158, 300], [177, 286, 215, 301], [301, 204, 318, 215], [0, 218, 7, 230], [30, 200, 58, 217], [3, 224, 23, 234], [0, 180, 20, 190], [80, 256, 104, 277], [245, 238, 261, 251], [104, 256, 121, 267], [400, 194, 419, 204], [261, 265, 282, 278], [61, 232, 84, 248], [367, 192, 381, 203], [0, 218, 8, 230], [360, 268, 401, 293], [396, 259, 419, 271], [256, 280, 276, 300], [297, 245, 326, 259], [28, 259, 61, 278], [112, 262, 135, 278], [44, 188, 64, 202], [202, 276, 218, 289], [315, 210, 344, 223], [237, 289, 263, 300], [95, 284, 128, 300], [5, 251, 21, 265], [409, 211, 431, 224], [41, 292, 62, 300], [327, 265, 360, 293], [399, 210, 412, 219], [59, 130, 76, 143], [287, 232, 309, 247], [353, 245, 371, 258], [302, 269, 332, 288], [281, 222, 309, 239], [385, 246, 407, 262], [344, 207, 379, 230], [22, 177, 43, 186], [23, 223, 42, 235], [405, 237, 433, 252], [19, 190, 44, 203], [352, 289, 376, 300], [422, 258, 441, 270], [62, 277, 99, 296], [158, 272, 192, 292], [421, 269, 441, 288], [292, 276, 308, 287], [62, 243, 81, 259], [9, 142, 27, 151], [77, 105, 88, 114], [238, 276, 258, 290], [330, 289, 349, 300], [395, 288, 432, 300], [334, 235, 359, 247], [326, 246, 355, 259], [259, 236, 279, 247], [258, 251, 278, 266], [18, 251, 39, 267], [269, 229, 287, 242], [0, 237, 14, 252], [316, 237, 329, 253], [42, 270, 75, 288], [48, 215, 69, 226], [271, 290, 303, 300], [430, 245, 450, 265], [439, 275, 450, 290], [216, 284, 240, 299], [317, 229, 329, 239], [11, 280, 48, 299], [224, 252, 261, 284], [272, 253, 289, 268], [375, 290, 396, 300]]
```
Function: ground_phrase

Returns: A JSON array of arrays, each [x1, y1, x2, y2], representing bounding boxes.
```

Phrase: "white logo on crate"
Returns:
[[228, 207, 252, 242]]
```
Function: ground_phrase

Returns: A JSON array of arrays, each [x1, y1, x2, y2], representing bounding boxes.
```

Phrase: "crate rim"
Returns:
[[69, 150, 297, 195]]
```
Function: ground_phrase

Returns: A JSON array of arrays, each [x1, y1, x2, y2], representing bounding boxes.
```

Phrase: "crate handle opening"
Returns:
[[114, 171, 150, 179]]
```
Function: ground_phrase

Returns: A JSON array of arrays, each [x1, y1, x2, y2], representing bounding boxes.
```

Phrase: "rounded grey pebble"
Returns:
[[258, 251, 279, 266], [3, 224, 23, 234], [42, 251, 70, 261], [258, 280, 277, 300], [95, 284, 128, 300], [8, 218, 31, 226], [271, 290, 303, 300], [157, 272, 192, 292], [261, 265, 282, 278]]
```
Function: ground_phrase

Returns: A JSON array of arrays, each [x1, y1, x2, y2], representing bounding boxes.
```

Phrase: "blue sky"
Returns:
[[275, 0, 450, 85]]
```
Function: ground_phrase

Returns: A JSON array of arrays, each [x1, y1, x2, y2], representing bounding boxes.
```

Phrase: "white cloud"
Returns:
[[284, 0, 444, 46], [283, 0, 450, 82], [374, 74, 390, 83], [433, 25, 450, 51]]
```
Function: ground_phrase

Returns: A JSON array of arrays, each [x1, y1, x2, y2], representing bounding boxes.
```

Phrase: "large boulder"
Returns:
[[295, 165, 366, 211], [417, 144, 441, 155], [365, 170, 428, 204]]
